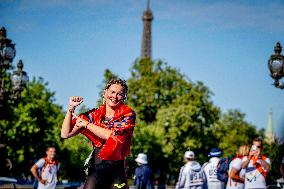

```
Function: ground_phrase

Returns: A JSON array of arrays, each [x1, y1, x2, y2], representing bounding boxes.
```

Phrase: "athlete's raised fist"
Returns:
[[69, 96, 83, 107]]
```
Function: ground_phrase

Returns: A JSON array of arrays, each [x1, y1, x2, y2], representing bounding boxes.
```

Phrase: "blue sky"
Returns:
[[1, 0, 284, 138]]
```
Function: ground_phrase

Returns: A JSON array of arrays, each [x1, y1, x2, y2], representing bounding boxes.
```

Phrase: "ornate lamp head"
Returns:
[[268, 42, 284, 89], [0, 27, 16, 68], [11, 60, 29, 99], [0, 27, 7, 38]]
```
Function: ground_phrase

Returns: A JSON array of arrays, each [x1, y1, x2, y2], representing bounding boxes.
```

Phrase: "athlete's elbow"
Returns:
[[61, 135, 68, 139], [61, 132, 68, 139], [30, 165, 36, 173], [241, 163, 247, 169], [266, 165, 271, 171]]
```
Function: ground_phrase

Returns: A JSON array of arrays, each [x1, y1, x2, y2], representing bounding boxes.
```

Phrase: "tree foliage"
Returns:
[[124, 59, 222, 182], [0, 67, 15, 119], [60, 104, 93, 180], [213, 109, 260, 156], [263, 140, 284, 183], [128, 58, 194, 123], [0, 77, 64, 178]]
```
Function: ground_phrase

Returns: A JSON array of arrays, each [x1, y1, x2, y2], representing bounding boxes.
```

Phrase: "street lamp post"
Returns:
[[11, 60, 29, 100], [268, 42, 284, 89], [0, 27, 28, 111]]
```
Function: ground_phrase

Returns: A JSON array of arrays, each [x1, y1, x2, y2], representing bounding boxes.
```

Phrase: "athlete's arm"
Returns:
[[61, 96, 83, 138], [261, 158, 270, 171], [242, 151, 254, 169], [61, 108, 76, 138], [280, 163, 284, 178], [229, 168, 244, 183], [72, 114, 111, 140], [30, 164, 46, 185]]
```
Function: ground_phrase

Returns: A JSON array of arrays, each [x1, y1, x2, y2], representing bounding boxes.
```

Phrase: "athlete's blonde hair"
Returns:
[[238, 145, 250, 156]]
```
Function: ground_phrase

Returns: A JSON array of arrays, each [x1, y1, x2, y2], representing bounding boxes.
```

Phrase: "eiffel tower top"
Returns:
[[143, 0, 153, 21], [141, 0, 154, 59]]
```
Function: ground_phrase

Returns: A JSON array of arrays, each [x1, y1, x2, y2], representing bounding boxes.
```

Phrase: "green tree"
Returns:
[[149, 83, 220, 178], [213, 109, 260, 156], [263, 139, 284, 183], [60, 102, 93, 181], [128, 58, 193, 123], [60, 135, 92, 181], [126, 58, 221, 183], [0, 66, 15, 119], [0, 77, 64, 178], [0, 77, 94, 181]]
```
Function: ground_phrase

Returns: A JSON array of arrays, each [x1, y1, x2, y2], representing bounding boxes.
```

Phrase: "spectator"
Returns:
[[202, 148, 225, 189], [276, 156, 284, 188], [226, 145, 250, 189], [241, 138, 270, 189], [176, 151, 206, 189], [134, 153, 154, 189], [30, 147, 60, 189], [280, 156, 284, 179], [0, 144, 12, 177]]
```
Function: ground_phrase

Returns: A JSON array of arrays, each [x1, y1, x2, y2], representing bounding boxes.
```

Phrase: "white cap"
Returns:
[[184, 151, 195, 159], [135, 153, 148, 164]]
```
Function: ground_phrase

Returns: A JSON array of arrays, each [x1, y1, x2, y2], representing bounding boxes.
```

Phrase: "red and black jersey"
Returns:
[[71, 103, 136, 161]]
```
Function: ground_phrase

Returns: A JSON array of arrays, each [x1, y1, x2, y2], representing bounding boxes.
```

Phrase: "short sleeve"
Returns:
[[110, 111, 136, 142], [231, 158, 242, 170], [35, 158, 45, 169], [265, 157, 271, 165], [71, 113, 90, 129], [176, 166, 185, 189], [71, 112, 94, 138], [98, 111, 136, 160]]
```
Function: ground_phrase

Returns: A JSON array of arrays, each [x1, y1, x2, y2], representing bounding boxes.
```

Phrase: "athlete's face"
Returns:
[[46, 147, 56, 160], [104, 84, 125, 109]]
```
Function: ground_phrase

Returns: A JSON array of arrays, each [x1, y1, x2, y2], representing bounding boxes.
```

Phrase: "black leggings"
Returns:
[[83, 149, 128, 189]]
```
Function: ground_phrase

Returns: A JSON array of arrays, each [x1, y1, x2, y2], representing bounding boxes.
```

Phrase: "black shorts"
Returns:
[[83, 148, 128, 189]]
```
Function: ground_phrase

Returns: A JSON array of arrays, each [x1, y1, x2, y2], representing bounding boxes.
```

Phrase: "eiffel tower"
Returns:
[[141, 0, 153, 59]]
